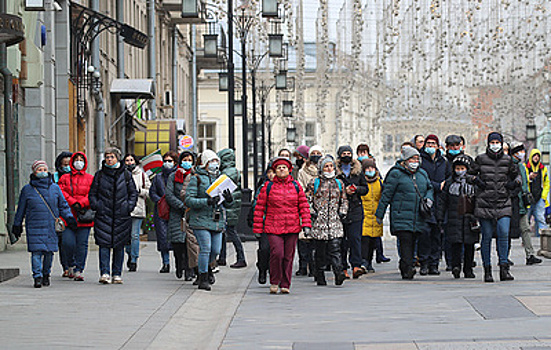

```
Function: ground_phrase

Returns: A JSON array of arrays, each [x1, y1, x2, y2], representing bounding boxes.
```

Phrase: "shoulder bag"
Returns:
[[410, 174, 432, 219], [70, 174, 96, 223], [33, 186, 65, 233]]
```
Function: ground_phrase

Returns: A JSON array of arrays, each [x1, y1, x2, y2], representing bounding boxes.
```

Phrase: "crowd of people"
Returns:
[[11, 130, 549, 292]]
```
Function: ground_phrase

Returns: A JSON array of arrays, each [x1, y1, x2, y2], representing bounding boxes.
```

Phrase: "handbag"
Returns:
[[410, 174, 432, 219], [522, 192, 535, 207], [457, 194, 475, 215], [158, 195, 170, 220], [33, 186, 66, 233], [70, 175, 95, 223]]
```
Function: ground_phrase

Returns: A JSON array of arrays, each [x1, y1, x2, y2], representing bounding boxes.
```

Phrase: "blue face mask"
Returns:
[[424, 147, 436, 155], [358, 156, 368, 162], [448, 149, 461, 156], [181, 161, 193, 170], [105, 162, 119, 169], [62, 166, 71, 173], [365, 170, 376, 177], [36, 171, 49, 178]]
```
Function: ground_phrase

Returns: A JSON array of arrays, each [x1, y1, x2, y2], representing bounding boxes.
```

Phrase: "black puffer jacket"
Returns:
[[438, 177, 479, 245], [469, 148, 519, 220], [89, 163, 138, 249], [420, 150, 451, 224], [336, 159, 368, 223]]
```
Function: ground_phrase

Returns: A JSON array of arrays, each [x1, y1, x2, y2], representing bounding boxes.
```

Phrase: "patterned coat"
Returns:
[[305, 177, 348, 240]]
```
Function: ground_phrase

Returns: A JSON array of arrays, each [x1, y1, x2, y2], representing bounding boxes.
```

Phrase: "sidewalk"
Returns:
[[1, 238, 551, 349]]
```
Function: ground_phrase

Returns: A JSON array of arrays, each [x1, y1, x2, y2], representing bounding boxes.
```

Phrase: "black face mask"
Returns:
[[340, 156, 352, 164], [296, 158, 305, 168], [127, 164, 136, 171], [309, 155, 322, 164]]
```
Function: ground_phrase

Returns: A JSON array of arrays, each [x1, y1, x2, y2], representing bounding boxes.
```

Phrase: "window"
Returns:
[[198, 123, 216, 153], [394, 133, 403, 152], [304, 122, 316, 147], [384, 134, 393, 152]]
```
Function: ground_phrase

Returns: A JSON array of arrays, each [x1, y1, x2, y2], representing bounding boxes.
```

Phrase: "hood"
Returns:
[[69, 152, 88, 173], [302, 161, 319, 176], [528, 149, 543, 171], [217, 148, 236, 171], [336, 159, 363, 176], [55, 151, 73, 173]]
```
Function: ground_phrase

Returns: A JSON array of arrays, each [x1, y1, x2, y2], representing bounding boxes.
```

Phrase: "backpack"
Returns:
[[255, 179, 301, 230], [313, 178, 342, 195]]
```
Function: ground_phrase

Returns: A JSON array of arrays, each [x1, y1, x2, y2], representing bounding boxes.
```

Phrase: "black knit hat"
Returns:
[[452, 154, 471, 169], [487, 132, 503, 144]]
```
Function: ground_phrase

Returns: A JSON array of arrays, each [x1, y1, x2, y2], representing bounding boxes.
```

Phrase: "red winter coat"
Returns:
[[253, 175, 311, 235], [58, 152, 94, 228]]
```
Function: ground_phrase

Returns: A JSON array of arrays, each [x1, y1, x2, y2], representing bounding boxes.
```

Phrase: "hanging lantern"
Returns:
[[262, 0, 278, 18], [218, 72, 228, 92], [275, 70, 287, 90], [234, 100, 243, 116], [542, 150, 550, 165], [282, 100, 293, 117], [203, 34, 218, 58], [286, 127, 297, 143], [182, 0, 199, 18], [268, 34, 283, 57], [526, 122, 537, 142]]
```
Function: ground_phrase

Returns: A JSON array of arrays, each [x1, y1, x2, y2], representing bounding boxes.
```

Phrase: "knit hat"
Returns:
[[295, 145, 310, 159], [337, 145, 353, 157], [200, 149, 219, 168], [318, 155, 336, 173], [361, 158, 377, 170], [309, 145, 324, 156], [271, 157, 293, 171], [32, 160, 48, 173], [445, 135, 462, 145], [401, 146, 420, 161], [424, 134, 439, 145], [104, 147, 122, 161], [510, 141, 525, 156], [452, 154, 471, 169], [487, 132, 503, 144]]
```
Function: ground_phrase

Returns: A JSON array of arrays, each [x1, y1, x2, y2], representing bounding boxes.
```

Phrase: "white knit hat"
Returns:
[[200, 149, 219, 168], [309, 145, 324, 156]]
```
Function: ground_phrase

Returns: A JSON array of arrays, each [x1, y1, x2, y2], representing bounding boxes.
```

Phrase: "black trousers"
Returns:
[[172, 242, 190, 273], [419, 223, 442, 268], [451, 243, 475, 273], [361, 236, 377, 266], [314, 238, 343, 275], [256, 233, 270, 273], [396, 231, 419, 277], [297, 239, 314, 271]]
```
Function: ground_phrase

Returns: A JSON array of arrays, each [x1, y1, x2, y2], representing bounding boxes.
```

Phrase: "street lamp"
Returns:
[[203, 34, 218, 58], [283, 100, 293, 117], [234, 99, 243, 116], [262, 0, 278, 17], [269, 34, 284, 57], [526, 122, 537, 142], [182, 0, 200, 17], [275, 70, 287, 90], [286, 127, 297, 143], [218, 72, 228, 92], [542, 150, 550, 165]]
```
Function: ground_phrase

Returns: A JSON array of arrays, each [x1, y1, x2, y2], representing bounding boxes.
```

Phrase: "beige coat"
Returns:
[[297, 161, 318, 190], [130, 167, 151, 218]]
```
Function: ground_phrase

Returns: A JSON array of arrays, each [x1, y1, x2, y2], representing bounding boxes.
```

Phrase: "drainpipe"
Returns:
[[172, 26, 178, 119], [91, 0, 104, 167], [191, 24, 197, 145], [148, 0, 156, 120], [1, 0, 16, 236], [117, 0, 126, 152]]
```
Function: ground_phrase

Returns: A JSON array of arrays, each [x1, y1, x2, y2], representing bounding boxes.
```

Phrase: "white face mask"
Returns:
[[73, 160, 85, 171], [489, 144, 502, 153], [516, 152, 526, 162], [323, 171, 336, 179], [408, 162, 419, 171]]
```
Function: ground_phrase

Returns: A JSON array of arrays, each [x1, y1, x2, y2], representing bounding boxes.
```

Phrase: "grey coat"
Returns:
[[165, 169, 192, 244]]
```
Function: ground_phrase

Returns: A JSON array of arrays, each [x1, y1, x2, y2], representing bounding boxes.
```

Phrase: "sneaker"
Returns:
[[352, 267, 364, 279], [428, 266, 441, 275], [366, 263, 375, 273], [212, 266, 220, 274], [360, 265, 368, 274], [270, 284, 278, 294], [217, 259, 227, 266], [343, 270, 350, 279], [280, 287, 290, 294], [112, 276, 123, 284], [230, 261, 247, 269], [67, 267, 75, 279], [526, 255, 543, 265], [62, 270, 69, 278], [99, 274, 111, 284], [34, 277, 42, 288], [420, 266, 429, 276], [74, 272, 84, 281], [295, 267, 307, 276], [474, 243, 481, 251]]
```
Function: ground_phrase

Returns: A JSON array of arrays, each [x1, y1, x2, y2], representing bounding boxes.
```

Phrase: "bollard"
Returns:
[[537, 228, 551, 259]]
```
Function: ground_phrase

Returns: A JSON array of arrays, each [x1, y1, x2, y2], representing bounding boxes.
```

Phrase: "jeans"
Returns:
[[527, 198, 548, 237], [161, 251, 170, 265], [62, 227, 91, 273], [268, 233, 298, 289], [99, 247, 125, 276], [519, 214, 536, 257], [125, 218, 143, 263], [418, 223, 442, 268], [194, 229, 223, 274], [219, 225, 246, 263], [480, 217, 510, 266], [341, 220, 363, 269], [396, 231, 419, 277], [58, 233, 68, 271], [256, 233, 270, 274], [361, 236, 377, 266], [31, 251, 54, 278]]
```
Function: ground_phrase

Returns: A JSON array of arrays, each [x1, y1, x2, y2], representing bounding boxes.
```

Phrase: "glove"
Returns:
[[474, 177, 487, 190], [72, 202, 82, 211], [338, 213, 347, 221], [505, 180, 517, 190], [301, 227, 312, 240], [376, 216, 383, 225], [67, 218, 78, 231], [12, 225, 22, 239], [222, 189, 233, 204], [207, 196, 216, 207]]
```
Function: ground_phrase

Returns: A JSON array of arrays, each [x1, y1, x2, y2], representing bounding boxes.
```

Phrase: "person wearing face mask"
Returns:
[[525, 148, 550, 239], [296, 145, 324, 277], [375, 146, 434, 280], [336, 145, 369, 279], [122, 154, 151, 272], [356, 143, 373, 163], [89, 148, 138, 285], [13, 160, 76, 288], [149, 150, 179, 273], [438, 155, 479, 279], [509, 142, 542, 266], [185, 150, 234, 291], [419, 134, 451, 276], [305, 155, 348, 286], [445, 135, 472, 164], [292, 145, 310, 182], [468, 132, 520, 282], [53, 151, 73, 276], [166, 151, 198, 281], [360, 158, 385, 273], [57, 152, 95, 281]]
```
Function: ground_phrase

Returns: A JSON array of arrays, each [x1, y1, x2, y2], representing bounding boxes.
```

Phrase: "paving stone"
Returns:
[[293, 343, 354, 350], [516, 296, 551, 316], [465, 295, 536, 319]]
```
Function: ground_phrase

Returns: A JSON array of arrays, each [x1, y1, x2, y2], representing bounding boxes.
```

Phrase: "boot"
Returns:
[[499, 264, 514, 281], [34, 277, 42, 288], [208, 267, 216, 285], [159, 264, 170, 273], [193, 267, 200, 285], [463, 267, 476, 279], [316, 271, 327, 286], [526, 255, 542, 265], [451, 266, 461, 279], [295, 267, 307, 276], [42, 274, 50, 287], [184, 268, 195, 281], [129, 262, 137, 272], [334, 271, 346, 286], [484, 266, 494, 283], [258, 270, 267, 285], [198, 273, 211, 291]]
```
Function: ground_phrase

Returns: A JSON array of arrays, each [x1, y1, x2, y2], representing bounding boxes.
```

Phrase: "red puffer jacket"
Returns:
[[58, 152, 94, 228], [253, 175, 311, 235]]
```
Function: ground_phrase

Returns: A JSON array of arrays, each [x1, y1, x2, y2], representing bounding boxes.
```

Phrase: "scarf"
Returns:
[[449, 175, 474, 197], [175, 168, 192, 184]]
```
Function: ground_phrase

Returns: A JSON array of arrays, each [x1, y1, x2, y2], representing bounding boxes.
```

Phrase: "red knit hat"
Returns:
[[32, 160, 48, 173], [271, 157, 293, 171], [425, 134, 439, 145]]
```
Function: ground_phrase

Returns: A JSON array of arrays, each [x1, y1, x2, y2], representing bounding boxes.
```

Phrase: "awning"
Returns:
[[110, 79, 155, 100]]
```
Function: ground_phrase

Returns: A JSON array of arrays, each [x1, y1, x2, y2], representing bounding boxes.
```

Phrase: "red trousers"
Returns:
[[267, 233, 298, 289]]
